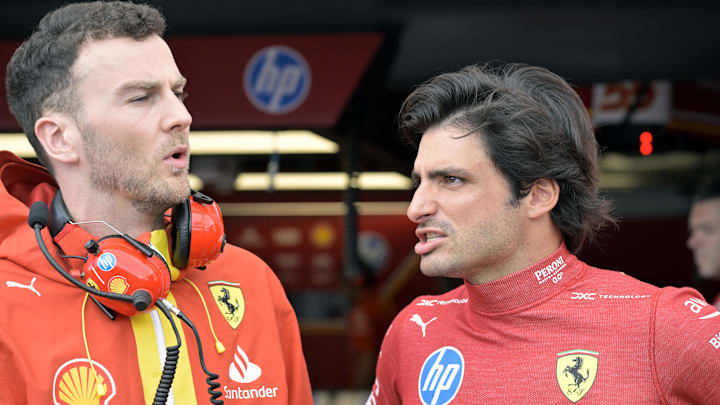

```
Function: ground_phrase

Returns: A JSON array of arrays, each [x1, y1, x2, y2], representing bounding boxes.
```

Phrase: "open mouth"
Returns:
[[415, 228, 447, 255], [167, 145, 188, 159], [423, 232, 445, 242], [164, 146, 189, 168]]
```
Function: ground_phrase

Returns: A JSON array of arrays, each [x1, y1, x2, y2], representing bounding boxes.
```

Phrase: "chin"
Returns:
[[697, 266, 717, 280], [699, 268, 720, 281], [419, 259, 461, 279], [168, 179, 191, 198]]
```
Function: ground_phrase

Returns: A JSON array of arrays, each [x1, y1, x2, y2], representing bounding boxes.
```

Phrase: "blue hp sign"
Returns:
[[418, 346, 464, 405], [97, 252, 117, 272], [244, 46, 311, 114]]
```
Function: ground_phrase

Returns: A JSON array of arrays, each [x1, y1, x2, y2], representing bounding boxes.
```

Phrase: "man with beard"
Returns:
[[1, 2, 311, 403], [688, 177, 720, 308], [366, 63, 720, 404]]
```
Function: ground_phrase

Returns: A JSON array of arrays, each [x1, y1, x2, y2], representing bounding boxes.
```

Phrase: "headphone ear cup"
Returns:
[[183, 190, 226, 269], [49, 190, 72, 238], [84, 236, 172, 317], [171, 198, 191, 269]]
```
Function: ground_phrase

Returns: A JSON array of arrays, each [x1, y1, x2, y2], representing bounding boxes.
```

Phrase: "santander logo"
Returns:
[[229, 345, 262, 383]]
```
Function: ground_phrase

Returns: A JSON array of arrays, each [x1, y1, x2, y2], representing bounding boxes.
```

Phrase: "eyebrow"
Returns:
[[116, 76, 187, 93], [411, 167, 473, 182]]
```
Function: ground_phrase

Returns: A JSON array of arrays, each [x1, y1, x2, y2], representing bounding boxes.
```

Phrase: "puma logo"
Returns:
[[410, 314, 437, 337], [6, 276, 41, 296]]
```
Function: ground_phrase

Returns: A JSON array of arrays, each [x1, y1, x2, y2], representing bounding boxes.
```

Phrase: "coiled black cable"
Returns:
[[174, 310, 224, 404], [153, 300, 181, 405]]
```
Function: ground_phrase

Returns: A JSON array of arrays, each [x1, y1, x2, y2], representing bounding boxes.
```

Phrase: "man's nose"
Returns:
[[162, 92, 192, 133], [407, 183, 437, 223]]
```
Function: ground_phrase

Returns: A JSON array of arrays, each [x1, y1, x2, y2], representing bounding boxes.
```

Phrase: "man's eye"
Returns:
[[445, 176, 462, 184], [130, 95, 148, 103], [175, 91, 188, 101]]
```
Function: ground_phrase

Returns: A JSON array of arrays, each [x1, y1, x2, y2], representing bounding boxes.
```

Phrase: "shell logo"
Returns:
[[53, 359, 116, 405], [108, 276, 129, 294]]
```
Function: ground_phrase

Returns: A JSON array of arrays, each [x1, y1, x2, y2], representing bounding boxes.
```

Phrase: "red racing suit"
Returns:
[[368, 243, 720, 404], [0, 151, 313, 404]]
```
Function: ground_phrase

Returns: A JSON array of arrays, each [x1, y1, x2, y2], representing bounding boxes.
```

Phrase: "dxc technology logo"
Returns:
[[244, 46, 311, 114], [418, 346, 464, 405]]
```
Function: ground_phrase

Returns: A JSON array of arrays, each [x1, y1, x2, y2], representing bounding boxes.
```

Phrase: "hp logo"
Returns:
[[418, 346, 464, 405], [97, 253, 117, 272], [244, 45, 311, 114]]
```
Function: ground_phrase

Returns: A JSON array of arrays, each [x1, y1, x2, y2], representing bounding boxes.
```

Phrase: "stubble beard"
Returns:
[[419, 203, 522, 283], [417, 222, 461, 279], [82, 124, 190, 217], [419, 230, 496, 281]]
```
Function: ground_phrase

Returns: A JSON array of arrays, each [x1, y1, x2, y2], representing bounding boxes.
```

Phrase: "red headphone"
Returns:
[[48, 190, 226, 316]]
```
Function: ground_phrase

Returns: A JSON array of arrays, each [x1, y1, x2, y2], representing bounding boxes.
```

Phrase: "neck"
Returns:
[[58, 183, 163, 239], [466, 221, 564, 285]]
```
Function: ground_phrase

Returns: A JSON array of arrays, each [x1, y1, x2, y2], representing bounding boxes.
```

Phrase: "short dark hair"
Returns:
[[399, 63, 615, 253], [5, 1, 166, 173], [693, 176, 720, 204]]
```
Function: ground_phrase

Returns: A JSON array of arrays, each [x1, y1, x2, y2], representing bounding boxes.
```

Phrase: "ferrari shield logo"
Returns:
[[86, 279, 100, 291], [556, 349, 598, 403], [209, 280, 245, 329]]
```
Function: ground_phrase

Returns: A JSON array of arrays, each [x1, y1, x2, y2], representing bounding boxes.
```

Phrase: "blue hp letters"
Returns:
[[418, 346, 464, 405], [244, 46, 311, 114]]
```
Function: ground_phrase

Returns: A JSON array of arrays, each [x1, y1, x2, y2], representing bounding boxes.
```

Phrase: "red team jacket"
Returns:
[[368, 244, 720, 404], [0, 151, 313, 404]]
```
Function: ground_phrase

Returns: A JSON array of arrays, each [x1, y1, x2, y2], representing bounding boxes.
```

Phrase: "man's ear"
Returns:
[[34, 114, 80, 164], [526, 178, 559, 219]]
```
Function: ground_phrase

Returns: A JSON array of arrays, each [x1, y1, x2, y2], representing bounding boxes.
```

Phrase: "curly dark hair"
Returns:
[[5, 1, 166, 173], [398, 63, 615, 253]]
